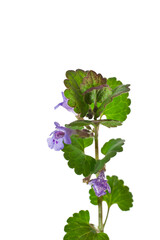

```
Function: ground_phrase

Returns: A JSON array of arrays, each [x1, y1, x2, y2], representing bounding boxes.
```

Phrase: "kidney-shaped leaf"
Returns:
[[64, 210, 109, 240]]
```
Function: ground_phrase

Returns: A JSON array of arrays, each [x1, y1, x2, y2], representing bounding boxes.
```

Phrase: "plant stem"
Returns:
[[103, 207, 110, 229], [94, 124, 103, 232], [95, 124, 99, 160]]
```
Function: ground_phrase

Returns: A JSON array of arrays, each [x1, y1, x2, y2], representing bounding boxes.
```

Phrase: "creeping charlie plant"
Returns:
[[47, 70, 133, 239]]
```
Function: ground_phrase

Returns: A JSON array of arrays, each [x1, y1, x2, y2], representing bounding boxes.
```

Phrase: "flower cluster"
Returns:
[[89, 170, 111, 197], [47, 92, 75, 151]]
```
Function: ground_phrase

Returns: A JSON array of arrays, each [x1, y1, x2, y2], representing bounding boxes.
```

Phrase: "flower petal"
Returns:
[[54, 102, 63, 110], [53, 138, 64, 151], [47, 137, 55, 149]]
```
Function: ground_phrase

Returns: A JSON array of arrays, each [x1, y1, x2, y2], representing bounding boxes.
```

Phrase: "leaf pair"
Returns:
[[63, 136, 125, 177], [64, 69, 131, 120], [66, 119, 122, 129]]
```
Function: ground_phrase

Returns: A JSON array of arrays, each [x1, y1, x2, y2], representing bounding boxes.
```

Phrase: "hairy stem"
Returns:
[[94, 124, 103, 232]]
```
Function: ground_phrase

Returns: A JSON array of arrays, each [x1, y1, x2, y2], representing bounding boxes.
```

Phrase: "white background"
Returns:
[[0, 0, 160, 239]]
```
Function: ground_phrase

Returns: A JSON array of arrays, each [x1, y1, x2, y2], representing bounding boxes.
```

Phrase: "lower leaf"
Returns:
[[64, 210, 109, 240]]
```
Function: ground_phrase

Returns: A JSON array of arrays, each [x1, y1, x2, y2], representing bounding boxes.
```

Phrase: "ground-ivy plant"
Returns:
[[47, 69, 133, 239]]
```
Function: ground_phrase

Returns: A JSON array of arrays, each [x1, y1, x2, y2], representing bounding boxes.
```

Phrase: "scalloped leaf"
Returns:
[[89, 175, 133, 211], [95, 84, 130, 119], [99, 77, 131, 121], [65, 120, 92, 129], [64, 69, 89, 117], [64, 210, 109, 240], [93, 138, 125, 173], [65, 119, 122, 130], [80, 70, 107, 93], [62, 136, 96, 177], [103, 93, 131, 121]]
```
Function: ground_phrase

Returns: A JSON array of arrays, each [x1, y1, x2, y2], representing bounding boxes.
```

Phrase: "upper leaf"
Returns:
[[93, 138, 125, 173], [64, 210, 109, 240], [102, 93, 131, 121], [65, 120, 92, 129], [80, 70, 107, 93], [89, 175, 133, 211], [95, 83, 130, 119], [97, 77, 131, 121], [64, 69, 89, 117], [62, 136, 96, 177], [80, 71, 110, 106], [98, 119, 122, 128], [65, 119, 122, 130]]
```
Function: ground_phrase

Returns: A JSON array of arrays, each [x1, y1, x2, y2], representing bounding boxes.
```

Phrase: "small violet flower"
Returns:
[[54, 92, 75, 114], [89, 171, 111, 197], [47, 122, 75, 151]]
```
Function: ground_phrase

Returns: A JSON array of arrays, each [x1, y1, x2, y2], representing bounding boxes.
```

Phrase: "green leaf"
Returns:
[[62, 136, 96, 177], [80, 70, 107, 93], [64, 69, 89, 117], [99, 78, 131, 121], [103, 93, 131, 121], [93, 139, 125, 173], [80, 71, 111, 106], [65, 120, 92, 129], [64, 210, 109, 240], [95, 84, 130, 119], [107, 77, 122, 88], [66, 119, 122, 131], [98, 119, 122, 128], [89, 175, 133, 211]]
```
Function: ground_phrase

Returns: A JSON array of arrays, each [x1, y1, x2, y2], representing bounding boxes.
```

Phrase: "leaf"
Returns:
[[66, 119, 122, 130], [100, 78, 131, 121], [80, 70, 107, 93], [80, 71, 111, 106], [93, 139, 125, 173], [89, 175, 133, 211], [62, 136, 96, 177], [97, 119, 122, 128], [65, 120, 92, 129], [103, 93, 131, 121], [64, 210, 109, 240], [64, 69, 89, 117], [95, 84, 130, 119]]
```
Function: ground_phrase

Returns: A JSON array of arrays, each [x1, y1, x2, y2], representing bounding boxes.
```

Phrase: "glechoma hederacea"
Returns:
[[47, 69, 133, 239]]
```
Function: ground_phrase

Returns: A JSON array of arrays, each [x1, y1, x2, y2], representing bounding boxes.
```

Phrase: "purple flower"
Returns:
[[47, 122, 75, 151], [89, 171, 111, 197], [54, 92, 75, 114]]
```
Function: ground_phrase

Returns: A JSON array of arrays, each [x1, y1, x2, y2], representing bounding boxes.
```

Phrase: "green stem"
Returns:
[[95, 124, 99, 160], [103, 206, 110, 229], [94, 124, 103, 232]]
